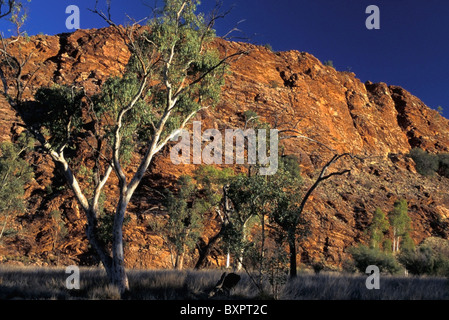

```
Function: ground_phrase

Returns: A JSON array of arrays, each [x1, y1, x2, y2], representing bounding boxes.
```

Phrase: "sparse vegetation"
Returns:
[[323, 60, 334, 68], [409, 148, 439, 176], [408, 148, 449, 178], [263, 43, 273, 52], [0, 134, 34, 241], [269, 80, 279, 89]]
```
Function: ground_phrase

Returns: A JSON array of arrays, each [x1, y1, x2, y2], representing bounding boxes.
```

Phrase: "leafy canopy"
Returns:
[[33, 0, 227, 186]]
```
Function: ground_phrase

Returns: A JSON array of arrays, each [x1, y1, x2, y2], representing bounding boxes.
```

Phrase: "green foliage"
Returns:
[[408, 148, 449, 178], [409, 148, 439, 176], [263, 43, 273, 52], [224, 174, 269, 256], [323, 60, 334, 68], [437, 153, 449, 178], [268, 156, 306, 238], [348, 245, 401, 274], [389, 199, 411, 238], [368, 208, 390, 249], [400, 233, 415, 252], [5, 0, 31, 37], [154, 175, 208, 268], [33, 0, 227, 169], [268, 80, 279, 89], [0, 134, 34, 239], [34, 85, 84, 152], [398, 237, 449, 276], [193, 165, 234, 205], [382, 238, 393, 254]]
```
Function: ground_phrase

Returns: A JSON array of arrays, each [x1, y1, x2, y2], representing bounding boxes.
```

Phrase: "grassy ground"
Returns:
[[0, 266, 448, 300]]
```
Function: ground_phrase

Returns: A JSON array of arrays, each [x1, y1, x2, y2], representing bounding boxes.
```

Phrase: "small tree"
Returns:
[[192, 165, 235, 269], [280, 153, 351, 277], [154, 175, 206, 270], [225, 173, 268, 271], [389, 199, 412, 253], [268, 156, 307, 278], [0, 134, 34, 240], [368, 208, 390, 249]]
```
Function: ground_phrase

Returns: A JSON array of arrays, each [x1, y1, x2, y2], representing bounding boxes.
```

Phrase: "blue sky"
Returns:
[[1, 0, 448, 118]]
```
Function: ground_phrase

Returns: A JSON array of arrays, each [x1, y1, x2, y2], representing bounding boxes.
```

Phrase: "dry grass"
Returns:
[[0, 266, 448, 300], [281, 271, 449, 300]]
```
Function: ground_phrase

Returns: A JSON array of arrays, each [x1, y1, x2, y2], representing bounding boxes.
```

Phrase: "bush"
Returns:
[[323, 60, 334, 68], [263, 43, 273, 52], [268, 80, 279, 89], [398, 237, 449, 276], [341, 258, 357, 273], [437, 153, 449, 178], [409, 148, 439, 176], [398, 247, 434, 276], [348, 245, 401, 274]]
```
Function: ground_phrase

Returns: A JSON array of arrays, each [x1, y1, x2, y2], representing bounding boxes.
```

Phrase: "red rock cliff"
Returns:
[[1, 27, 449, 268]]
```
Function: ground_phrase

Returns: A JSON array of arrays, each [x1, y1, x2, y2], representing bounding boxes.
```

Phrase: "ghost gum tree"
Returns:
[[0, 0, 245, 294]]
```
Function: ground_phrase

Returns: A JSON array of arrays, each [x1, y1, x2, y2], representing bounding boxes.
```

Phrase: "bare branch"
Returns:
[[295, 153, 352, 226], [0, 0, 15, 20], [174, 50, 249, 99]]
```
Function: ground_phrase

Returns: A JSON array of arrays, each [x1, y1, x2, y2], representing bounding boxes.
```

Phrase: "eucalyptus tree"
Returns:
[[368, 208, 390, 249], [389, 199, 412, 253], [1, 0, 244, 294]]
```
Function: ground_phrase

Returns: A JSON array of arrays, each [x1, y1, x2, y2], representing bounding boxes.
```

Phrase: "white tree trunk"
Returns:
[[110, 195, 130, 293]]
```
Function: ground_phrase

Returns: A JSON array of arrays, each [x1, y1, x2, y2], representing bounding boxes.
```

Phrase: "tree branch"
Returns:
[[295, 153, 352, 226]]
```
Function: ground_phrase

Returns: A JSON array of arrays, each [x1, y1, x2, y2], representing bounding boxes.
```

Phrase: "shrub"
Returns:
[[263, 43, 273, 52], [341, 258, 357, 273], [408, 148, 439, 176], [312, 261, 325, 274], [348, 245, 401, 274], [323, 60, 334, 68], [268, 80, 279, 89], [398, 237, 449, 276], [437, 153, 449, 178], [398, 246, 434, 276]]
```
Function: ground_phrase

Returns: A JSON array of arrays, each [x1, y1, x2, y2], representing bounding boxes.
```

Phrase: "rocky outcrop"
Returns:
[[0, 27, 448, 268]]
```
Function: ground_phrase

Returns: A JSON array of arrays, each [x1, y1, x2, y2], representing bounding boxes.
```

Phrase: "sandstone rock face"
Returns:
[[1, 28, 449, 268]]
